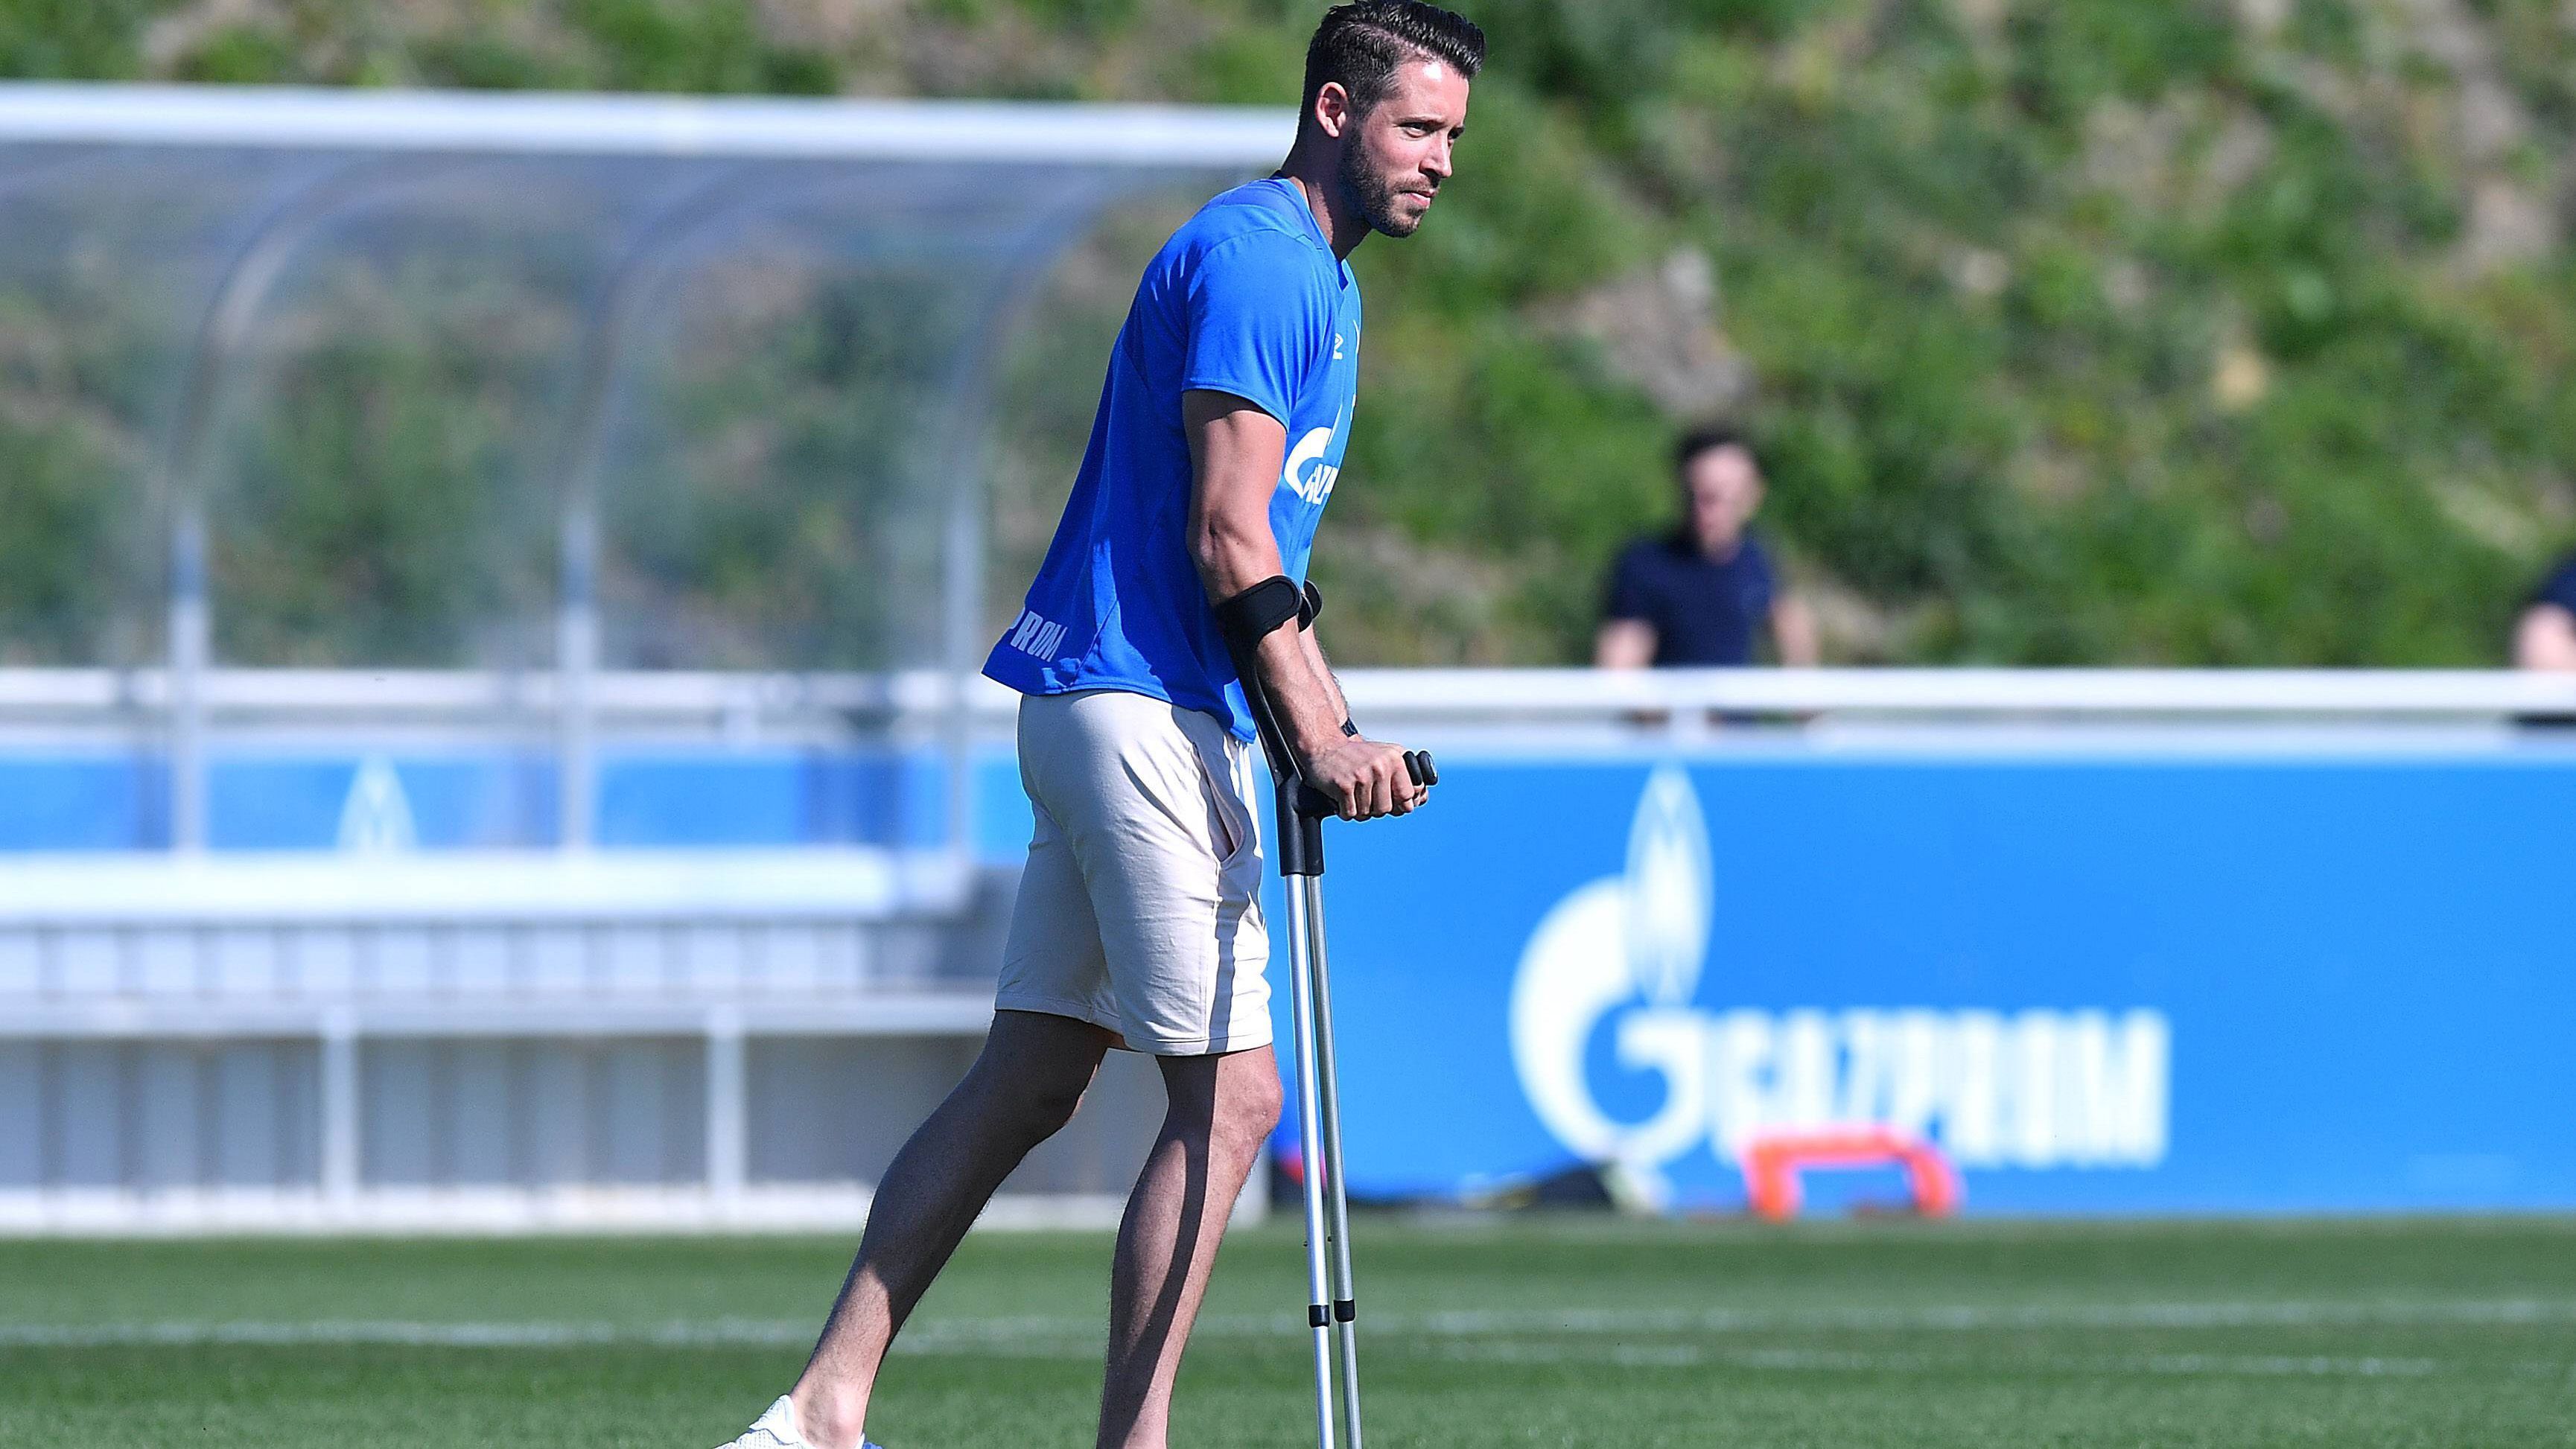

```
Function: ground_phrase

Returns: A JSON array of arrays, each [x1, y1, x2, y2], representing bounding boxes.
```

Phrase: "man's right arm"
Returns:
[[1184, 389, 1423, 820], [2517, 558, 2576, 670], [1596, 544, 1656, 668], [2515, 604, 2576, 671], [1595, 620, 1656, 669]]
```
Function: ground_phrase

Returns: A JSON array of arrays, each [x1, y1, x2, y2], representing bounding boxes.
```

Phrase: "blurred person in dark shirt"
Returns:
[[2515, 553, 2576, 670], [1596, 426, 1819, 669]]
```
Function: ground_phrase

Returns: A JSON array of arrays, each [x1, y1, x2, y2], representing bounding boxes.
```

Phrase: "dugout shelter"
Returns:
[[0, 83, 1285, 1232]]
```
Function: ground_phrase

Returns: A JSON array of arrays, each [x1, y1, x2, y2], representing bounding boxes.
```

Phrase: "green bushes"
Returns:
[[3, 0, 2573, 665]]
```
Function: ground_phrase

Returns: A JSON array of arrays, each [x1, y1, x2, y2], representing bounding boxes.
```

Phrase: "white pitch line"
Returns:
[[2125, 1353, 2438, 1378], [0, 1318, 1109, 1357], [1395, 1297, 2576, 1336], [1425, 1342, 2445, 1378], [1431, 1341, 1727, 1369], [3, 1297, 2570, 1352], [0, 1320, 812, 1349], [0, 1321, 2474, 1380]]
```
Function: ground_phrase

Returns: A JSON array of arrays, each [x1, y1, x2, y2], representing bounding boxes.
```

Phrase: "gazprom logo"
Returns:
[[1508, 766, 2170, 1187], [1006, 609, 1069, 660], [337, 755, 418, 853], [1282, 427, 1340, 505], [1282, 404, 1348, 506]]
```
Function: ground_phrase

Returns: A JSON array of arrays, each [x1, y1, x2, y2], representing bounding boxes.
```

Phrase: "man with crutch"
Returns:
[[711, 7, 1481, 1448]]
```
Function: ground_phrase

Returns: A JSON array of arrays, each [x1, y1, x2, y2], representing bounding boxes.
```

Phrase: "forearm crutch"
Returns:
[[1240, 663, 1434, 1449]]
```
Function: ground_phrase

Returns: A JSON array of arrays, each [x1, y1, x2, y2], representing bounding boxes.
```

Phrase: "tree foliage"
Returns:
[[4, 0, 2575, 665]]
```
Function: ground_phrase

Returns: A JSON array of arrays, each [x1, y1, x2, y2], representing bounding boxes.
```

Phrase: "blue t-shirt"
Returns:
[[1604, 529, 1778, 666], [2533, 555, 2576, 614], [983, 176, 1361, 742]]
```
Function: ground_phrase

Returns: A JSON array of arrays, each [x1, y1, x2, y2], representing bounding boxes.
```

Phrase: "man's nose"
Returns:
[[1425, 136, 1453, 181]]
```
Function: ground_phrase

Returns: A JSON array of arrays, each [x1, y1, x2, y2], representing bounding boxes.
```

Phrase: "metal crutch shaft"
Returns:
[[1302, 874, 1365, 1449], [1279, 862, 1339, 1449]]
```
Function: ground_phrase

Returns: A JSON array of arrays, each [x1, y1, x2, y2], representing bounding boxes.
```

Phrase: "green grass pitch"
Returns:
[[4, 1216, 2572, 1447]]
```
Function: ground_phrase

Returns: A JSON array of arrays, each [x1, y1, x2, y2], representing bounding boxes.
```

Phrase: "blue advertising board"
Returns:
[[1238, 747, 2576, 1214], [0, 750, 955, 851]]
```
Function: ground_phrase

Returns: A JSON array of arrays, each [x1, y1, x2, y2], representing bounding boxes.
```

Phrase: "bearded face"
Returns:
[[1327, 57, 1468, 241], [1338, 135, 1424, 238]]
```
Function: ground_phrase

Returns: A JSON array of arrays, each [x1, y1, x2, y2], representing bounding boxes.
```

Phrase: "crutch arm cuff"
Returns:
[[1215, 576, 1303, 660]]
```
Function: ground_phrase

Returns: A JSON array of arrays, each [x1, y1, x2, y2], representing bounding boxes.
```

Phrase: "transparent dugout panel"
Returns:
[[0, 131, 1245, 690], [0, 147, 337, 666], [198, 156, 734, 669], [592, 162, 1128, 673]]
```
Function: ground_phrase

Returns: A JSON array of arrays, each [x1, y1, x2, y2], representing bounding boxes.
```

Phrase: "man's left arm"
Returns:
[[1772, 594, 1820, 666], [1760, 541, 1820, 666], [2515, 603, 2576, 670], [1299, 622, 1352, 731], [2516, 557, 2576, 670]]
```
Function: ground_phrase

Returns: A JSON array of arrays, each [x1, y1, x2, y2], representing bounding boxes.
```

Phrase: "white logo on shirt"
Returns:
[[1282, 426, 1340, 506], [1006, 609, 1069, 660], [1334, 332, 1346, 360]]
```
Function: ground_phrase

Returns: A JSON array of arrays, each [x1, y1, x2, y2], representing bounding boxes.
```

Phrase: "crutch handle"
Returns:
[[1290, 751, 1437, 819], [1230, 640, 1438, 871]]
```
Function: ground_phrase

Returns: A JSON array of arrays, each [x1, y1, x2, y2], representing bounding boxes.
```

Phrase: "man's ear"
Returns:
[[1312, 81, 1353, 141]]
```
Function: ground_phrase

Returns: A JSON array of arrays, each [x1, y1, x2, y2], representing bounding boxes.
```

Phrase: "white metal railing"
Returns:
[[7, 666, 2575, 738], [0, 83, 1293, 165], [1339, 667, 2576, 719], [0, 666, 960, 723], [0, 847, 973, 924]]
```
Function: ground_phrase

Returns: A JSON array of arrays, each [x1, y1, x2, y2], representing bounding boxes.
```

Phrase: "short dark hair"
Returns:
[[1300, 1, 1486, 136], [1675, 425, 1758, 480]]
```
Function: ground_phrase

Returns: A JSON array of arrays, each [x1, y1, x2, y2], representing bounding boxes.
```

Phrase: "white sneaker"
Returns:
[[712, 1395, 887, 1449]]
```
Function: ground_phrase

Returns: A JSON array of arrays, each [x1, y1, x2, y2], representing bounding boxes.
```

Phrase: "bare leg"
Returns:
[[1096, 1045, 1285, 1449], [790, 1010, 1113, 1449]]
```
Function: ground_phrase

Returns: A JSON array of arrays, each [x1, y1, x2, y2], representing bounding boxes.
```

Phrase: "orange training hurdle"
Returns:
[[1739, 1126, 1962, 1221]]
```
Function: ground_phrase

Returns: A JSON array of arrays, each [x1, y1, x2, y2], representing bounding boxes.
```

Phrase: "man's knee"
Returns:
[[993, 1074, 1089, 1150], [962, 1011, 1109, 1149], [1156, 1048, 1282, 1156], [1034, 1074, 1094, 1136], [947, 1057, 1090, 1154], [1212, 1066, 1283, 1153]]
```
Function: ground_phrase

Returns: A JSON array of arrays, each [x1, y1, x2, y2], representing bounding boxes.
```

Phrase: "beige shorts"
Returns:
[[996, 689, 1272, 1056]]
